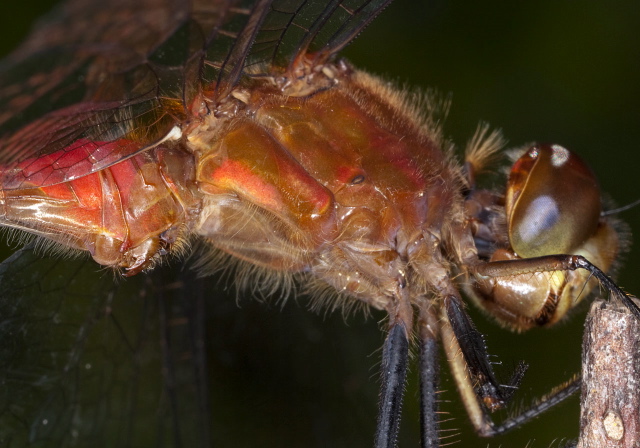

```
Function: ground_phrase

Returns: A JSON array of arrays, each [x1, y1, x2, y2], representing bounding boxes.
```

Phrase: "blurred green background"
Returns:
[[0, 1, 639, 447]]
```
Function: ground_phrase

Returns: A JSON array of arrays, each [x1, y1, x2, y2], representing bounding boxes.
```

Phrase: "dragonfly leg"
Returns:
[[471, 254, 640, 320], [441, 292, 580, 437], [417, 302, 441, 448], [374, 284, 412, 448]]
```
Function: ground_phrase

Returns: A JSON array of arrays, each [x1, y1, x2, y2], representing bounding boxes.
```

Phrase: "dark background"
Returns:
[[0, 1, 639, 447]]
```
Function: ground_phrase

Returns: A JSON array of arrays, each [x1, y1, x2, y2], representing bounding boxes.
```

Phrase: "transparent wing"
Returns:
[[209, 0, 394, 98], [252, 0, 394, 73], [0, 0, 392, 190], [0, 245, 218, 447], [0, 0, 233, 189], [0, 244, 387, 447]]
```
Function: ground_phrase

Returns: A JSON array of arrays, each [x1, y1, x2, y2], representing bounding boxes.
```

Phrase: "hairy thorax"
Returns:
[[188, 69, 465, 311]]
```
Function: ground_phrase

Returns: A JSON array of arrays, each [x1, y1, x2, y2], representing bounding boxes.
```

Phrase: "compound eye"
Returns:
[[505, 144, 601, 258]]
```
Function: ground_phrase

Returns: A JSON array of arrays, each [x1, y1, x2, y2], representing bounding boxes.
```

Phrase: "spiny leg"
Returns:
[[489, 377, 581, 436], [374, 285, 412, 448], [374, 323, 409, 448], [444, 295, 527, 409], [417, 303, 441, 448], [442, 292, 582, 437], [472, 254, 640, 320]]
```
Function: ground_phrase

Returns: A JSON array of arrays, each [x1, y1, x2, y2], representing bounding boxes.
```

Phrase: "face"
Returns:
[[1, 1, 639, 446]]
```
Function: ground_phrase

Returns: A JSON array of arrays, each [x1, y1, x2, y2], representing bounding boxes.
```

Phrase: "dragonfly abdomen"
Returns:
[[0, 145, 199, 275]]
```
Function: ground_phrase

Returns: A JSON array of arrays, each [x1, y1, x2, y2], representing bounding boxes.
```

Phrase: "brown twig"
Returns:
[[577, 299, 640, 448]]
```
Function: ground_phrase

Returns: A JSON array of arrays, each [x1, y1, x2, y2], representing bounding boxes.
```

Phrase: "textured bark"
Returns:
[[577, 299, 640, 448]]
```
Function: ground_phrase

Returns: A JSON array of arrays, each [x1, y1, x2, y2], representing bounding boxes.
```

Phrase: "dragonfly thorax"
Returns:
[[190, 70, 465, 311]]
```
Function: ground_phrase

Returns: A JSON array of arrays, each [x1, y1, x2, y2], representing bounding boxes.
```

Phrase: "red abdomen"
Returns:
[[0, 144, 198, 274]]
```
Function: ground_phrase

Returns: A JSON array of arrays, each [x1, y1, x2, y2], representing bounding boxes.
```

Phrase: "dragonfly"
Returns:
[[1, 0, 640, 448]]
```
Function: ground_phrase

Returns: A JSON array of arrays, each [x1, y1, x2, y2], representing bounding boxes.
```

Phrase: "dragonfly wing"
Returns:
[[210, 0, 394, 98], [0, 0, 228, 188], [0, 0, 393, 189], [0, 244, 219, 446]]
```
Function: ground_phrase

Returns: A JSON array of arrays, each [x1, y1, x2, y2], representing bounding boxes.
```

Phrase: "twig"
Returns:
[[577, 299, 640, 448]]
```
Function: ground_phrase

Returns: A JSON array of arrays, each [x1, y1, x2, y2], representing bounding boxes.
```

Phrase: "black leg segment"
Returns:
[[418, 331, 440, 448], [374, 323, 409, 448]]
